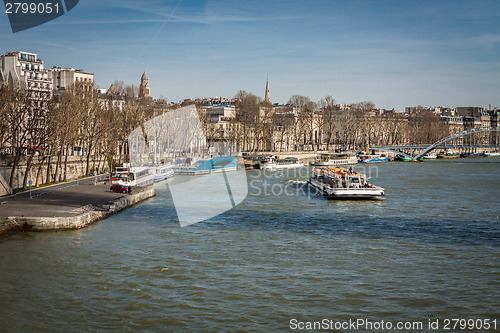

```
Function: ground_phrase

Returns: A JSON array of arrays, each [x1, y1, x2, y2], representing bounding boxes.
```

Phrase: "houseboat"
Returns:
[[242, 155, 261, 169], [437, 152, 460, 159], [311, 152, 358, 166], [422, 152, 437, 159], [173, 156, 240, 175], [259, 156, 304, 169], [358, 154, 388, 163]]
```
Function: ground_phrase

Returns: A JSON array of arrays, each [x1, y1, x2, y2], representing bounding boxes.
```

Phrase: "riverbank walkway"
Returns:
[[0, 176, 155, 239]]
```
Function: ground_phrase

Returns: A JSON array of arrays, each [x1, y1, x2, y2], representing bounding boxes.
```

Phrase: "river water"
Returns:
[[0, 158, 499, 332]]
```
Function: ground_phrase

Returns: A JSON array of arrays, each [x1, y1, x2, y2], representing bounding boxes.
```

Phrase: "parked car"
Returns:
[[110, 184, 129, 193]]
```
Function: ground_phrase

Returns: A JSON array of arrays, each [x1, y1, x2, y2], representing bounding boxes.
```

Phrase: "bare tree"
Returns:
[[408, 109, 448, 144], [234, 90, 261, 151], [288, 95, 316, 150], [351, 101, 375, 112], [111, 80, 125, 94], [78, 88, 106, 175], [2, 88, 43, 187], [318, 95, 337, 150], [0, 84, 12, 153]]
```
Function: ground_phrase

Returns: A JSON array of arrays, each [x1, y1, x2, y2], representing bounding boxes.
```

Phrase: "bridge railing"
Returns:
[[370, 126, 499, 160]]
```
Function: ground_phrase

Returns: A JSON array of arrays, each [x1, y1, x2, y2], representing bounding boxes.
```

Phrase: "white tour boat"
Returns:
[[111, 166, 154, 187], [422, 152, 437, 159], [141, 163, 174, 182], [151, 164, 174, 182], [259, 156, 304, 170], [308, 167, 385, 199], [311, 152, 358, 166]]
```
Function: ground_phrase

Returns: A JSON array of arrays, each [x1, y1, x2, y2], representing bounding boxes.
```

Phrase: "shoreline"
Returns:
[[0, 183, 156, 241]]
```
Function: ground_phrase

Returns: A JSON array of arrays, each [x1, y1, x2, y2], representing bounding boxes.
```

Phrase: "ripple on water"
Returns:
[[0, 162, 499, 331]]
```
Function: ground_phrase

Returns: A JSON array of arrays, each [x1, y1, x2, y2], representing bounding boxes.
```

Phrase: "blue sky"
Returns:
[[1, 0, 499, 109]]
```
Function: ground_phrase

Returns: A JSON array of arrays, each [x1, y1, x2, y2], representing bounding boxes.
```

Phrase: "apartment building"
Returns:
[[0, 51, 53, 102], [49, 67, 94, 95]]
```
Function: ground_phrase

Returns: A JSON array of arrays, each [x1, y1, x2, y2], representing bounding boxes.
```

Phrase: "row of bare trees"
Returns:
[[1, 81, 452, 189], [0, 83, 152, 189], [199, 92, 450, 153]]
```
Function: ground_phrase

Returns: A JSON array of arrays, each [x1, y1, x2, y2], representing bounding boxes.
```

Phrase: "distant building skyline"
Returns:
[[1, 0, 498, 109], [1, 49, 498, 112]]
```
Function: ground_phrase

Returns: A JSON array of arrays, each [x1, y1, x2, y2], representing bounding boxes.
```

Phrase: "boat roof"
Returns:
[[320, 152, 354, 156], [315, 166, 365, 177], [130, 167, 150, 172]]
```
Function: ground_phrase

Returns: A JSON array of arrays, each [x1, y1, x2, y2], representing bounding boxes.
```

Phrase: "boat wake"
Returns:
[[286, 180, 308, 185]]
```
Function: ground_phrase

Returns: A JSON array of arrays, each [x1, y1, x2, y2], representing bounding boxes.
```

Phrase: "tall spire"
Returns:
[[264, 75, 271, 104], [139, 71, 151, 99]]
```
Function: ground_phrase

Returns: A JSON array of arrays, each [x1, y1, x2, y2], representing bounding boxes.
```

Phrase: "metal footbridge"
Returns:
[[371, 126, 500, 160]]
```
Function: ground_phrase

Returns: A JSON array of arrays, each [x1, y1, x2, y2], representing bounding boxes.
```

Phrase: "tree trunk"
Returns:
[[45, 155, 52, 184], [22, 154, 34, 189], [85, 143, 93, 176], [63, 143, 70, 181], [35, 156, 46, 187], [9, 151, 21, 189], [53, 151, 61, 183]]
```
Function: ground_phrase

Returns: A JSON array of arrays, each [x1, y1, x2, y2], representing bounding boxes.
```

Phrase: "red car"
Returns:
[[110, 184, 130, 194]]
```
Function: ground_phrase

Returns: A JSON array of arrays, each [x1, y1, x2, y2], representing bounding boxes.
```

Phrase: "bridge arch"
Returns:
[[414, 126, 500, 160], [368, 148, 415, 159], [370, 126, 499, 160]]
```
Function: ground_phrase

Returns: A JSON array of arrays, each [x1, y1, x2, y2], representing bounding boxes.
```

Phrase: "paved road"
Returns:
[[0, 176, 146, 218], [12, 174, 109, 199]]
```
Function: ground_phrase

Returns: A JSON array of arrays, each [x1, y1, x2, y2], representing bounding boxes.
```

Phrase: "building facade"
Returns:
[[0, 51, 53, 101], [49, 67, 94, 95], [456, 106, 484, 118]]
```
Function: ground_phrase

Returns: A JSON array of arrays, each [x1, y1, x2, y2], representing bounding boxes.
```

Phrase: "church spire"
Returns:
[[264, 75, 271, 104], [139, 71, 151, 100]]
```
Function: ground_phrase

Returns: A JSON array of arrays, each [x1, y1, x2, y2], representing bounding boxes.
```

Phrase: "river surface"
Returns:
[[0, 158, 499, 332]]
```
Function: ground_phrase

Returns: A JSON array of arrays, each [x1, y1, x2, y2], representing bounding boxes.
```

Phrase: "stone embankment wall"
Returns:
[[0, 155, 107, 195]]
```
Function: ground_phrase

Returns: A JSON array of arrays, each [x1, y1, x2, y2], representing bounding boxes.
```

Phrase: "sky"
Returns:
[[1, 0, 499, 110]]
